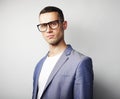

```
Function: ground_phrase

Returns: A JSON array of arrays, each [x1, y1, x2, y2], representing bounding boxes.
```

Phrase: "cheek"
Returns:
[[56, 29, 63, 37], [42, 34, 47, 39], [57, 31, 64, 39], [57, 25, 64, 33]]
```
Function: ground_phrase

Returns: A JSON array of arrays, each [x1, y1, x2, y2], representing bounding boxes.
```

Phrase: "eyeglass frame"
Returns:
[[37, 20, 63, 32]]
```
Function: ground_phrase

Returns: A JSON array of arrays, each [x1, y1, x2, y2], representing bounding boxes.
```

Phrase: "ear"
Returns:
[[63, 21, 67, 30]]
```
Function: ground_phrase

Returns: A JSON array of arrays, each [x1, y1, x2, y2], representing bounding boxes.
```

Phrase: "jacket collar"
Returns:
[[45, 44, 73, 57], [64, 44, 73, 56]]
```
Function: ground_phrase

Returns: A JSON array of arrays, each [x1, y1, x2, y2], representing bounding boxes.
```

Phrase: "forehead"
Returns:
[[39, 12, 59, 23]]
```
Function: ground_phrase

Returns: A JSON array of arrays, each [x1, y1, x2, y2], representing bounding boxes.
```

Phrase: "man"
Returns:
[[32, 6, 94, 99]]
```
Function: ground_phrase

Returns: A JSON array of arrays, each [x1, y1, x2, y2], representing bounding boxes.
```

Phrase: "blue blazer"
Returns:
[[32, 45, 94, 99]]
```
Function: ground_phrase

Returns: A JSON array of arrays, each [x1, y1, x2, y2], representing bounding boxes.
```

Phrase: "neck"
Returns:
[[48, 41, 67, 57]]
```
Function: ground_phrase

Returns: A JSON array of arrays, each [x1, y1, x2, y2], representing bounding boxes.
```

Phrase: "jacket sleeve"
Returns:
[[74, 57, 94, 99]]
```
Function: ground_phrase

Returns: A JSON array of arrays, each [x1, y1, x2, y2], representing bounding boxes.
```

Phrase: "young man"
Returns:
[[32, 6, 94, 99]]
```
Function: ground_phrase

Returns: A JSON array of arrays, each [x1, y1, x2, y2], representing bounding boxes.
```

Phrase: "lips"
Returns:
[[47, 35, 55, 39]]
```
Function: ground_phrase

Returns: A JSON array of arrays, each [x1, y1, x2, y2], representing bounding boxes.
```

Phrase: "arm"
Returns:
[[74, 57, 94, 99]]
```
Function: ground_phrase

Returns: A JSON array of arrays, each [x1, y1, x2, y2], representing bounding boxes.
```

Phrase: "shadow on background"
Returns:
[[93, 80, 120, 99]]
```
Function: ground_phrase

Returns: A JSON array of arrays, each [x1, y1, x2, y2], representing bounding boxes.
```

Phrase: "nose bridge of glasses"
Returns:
[[45, 22, 52, 32], [47, 22, 51, 29]]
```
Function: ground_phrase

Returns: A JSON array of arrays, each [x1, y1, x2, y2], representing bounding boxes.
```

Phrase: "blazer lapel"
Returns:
[[45, 54, 69, 88], [41, 45, 73, 97]]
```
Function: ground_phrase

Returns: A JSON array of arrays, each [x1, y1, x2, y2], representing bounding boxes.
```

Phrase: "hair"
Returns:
[[39, 6, 64, 22]]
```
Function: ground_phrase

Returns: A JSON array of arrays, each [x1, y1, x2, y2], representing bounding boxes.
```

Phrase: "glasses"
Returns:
[[37, 20, 62, 32]]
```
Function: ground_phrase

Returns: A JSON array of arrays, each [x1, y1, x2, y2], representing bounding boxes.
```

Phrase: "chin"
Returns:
[[49, 42, 58, 46], [48, 41, 60, 46], [47, 38, 63, 45]]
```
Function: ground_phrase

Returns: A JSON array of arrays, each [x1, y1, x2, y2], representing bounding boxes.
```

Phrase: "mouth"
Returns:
[[47, 35, 54, 39]]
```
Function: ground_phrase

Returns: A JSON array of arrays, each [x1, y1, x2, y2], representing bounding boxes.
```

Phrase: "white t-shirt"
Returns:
[[37, 52, 63, 99]]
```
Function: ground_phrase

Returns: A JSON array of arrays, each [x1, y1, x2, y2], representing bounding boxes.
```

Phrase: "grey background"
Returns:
[[0, 0, 120, 99]]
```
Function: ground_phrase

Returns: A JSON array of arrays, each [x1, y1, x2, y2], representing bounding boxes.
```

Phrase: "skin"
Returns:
[[39, 12, 67, 57]]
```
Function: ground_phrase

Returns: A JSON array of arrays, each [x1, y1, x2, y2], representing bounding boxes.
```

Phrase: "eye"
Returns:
[[49, 21, 59, 29], [51, 21, 58, 26], [40, 24, 47, 28]]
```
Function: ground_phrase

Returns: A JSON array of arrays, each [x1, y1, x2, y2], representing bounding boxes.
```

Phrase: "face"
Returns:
[[39, 12, 67, 45]]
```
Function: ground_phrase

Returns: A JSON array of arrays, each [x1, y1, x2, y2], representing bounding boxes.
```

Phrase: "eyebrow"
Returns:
[[40, 20, 59, 25]]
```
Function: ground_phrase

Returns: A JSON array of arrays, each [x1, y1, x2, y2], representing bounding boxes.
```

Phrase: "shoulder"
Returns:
[[36, 56, 46, 68], [70, 49, 92, 63], [65, 45, 92, 67], [33, 56, 47, 79], [65, 45, 92, 61], [34, 56, 46, 72], [71, 50, 93, 73], [72, 50, 93, 76]]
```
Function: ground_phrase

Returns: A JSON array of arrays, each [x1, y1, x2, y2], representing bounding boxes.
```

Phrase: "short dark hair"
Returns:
[[39, 6, 64, 22]]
